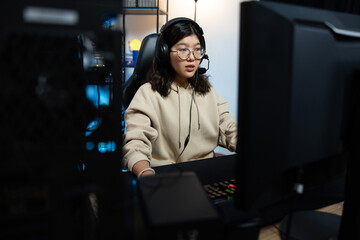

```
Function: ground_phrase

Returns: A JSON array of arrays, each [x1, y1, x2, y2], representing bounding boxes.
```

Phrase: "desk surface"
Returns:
[[258, 202, 344, 240]]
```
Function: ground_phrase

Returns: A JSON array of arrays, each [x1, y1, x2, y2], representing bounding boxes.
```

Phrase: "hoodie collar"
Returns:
[[171, 81, 192, 93]]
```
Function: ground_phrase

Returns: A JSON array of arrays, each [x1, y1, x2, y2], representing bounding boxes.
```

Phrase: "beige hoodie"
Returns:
[[122, 82, 237, 171]]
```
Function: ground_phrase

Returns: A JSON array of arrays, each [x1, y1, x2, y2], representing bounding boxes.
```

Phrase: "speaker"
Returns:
[[137, 171, 222, 240]]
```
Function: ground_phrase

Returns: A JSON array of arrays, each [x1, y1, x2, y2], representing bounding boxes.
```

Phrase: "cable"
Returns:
[[143, 81, 197, 193], [194, 0, 198, 22], [176, 69, 200, 163], [176, 89, 195, 163], [283, 168, 304, 240]]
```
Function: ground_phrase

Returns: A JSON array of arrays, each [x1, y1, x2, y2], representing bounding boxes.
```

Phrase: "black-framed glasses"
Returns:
[[170, 48, 205, 60]]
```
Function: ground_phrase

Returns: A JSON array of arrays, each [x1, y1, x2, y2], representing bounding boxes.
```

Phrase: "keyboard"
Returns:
[[153, 154, 238, 204], [203, 179, 237, 204]]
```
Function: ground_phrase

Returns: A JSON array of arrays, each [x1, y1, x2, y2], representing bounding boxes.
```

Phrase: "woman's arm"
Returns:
[[215, 89, 237, 152], [122, 84, 159, 176]]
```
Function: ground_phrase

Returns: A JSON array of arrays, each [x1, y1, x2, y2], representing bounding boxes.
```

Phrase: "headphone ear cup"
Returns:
[[155, 34, 169, 64], [159, 42, 169, 63]]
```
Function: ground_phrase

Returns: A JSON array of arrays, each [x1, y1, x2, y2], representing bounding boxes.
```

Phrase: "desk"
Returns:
[[258, 202, 344, 240], [131, 155, 345, 239]]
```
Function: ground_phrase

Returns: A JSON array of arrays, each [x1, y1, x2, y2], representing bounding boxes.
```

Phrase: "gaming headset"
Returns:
[[155, 17, 209, 74]]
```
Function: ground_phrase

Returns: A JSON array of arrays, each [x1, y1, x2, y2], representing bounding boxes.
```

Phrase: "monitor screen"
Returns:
[[236, 0, 360, 233]]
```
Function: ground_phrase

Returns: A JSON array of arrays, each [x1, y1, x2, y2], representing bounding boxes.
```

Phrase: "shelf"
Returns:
[[123, 64, 135, 68], [123, 7, 168, 15]]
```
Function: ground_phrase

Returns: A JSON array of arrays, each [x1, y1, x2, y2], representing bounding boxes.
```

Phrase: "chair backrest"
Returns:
[[122, 33, 159, 109]]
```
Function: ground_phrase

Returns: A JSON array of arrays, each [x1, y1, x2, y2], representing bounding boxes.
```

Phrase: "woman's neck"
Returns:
[[174, 77, 189, 89]]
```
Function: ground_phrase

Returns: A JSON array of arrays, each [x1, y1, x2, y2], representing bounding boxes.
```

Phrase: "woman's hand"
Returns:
[[132, 160, 155, 178]]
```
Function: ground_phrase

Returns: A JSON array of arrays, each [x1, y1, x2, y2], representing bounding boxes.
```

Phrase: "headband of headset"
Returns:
[[155, 17, 205, 64]]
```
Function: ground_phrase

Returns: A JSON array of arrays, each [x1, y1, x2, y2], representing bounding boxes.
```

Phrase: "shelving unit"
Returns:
[[122, 0, 169, 45], [121, 0, 169, 132], [121, 0, 168, 74], [123, 4, 169, 33]]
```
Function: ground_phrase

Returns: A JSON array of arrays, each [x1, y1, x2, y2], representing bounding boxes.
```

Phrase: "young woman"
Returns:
[[122, 17, 237, 177]]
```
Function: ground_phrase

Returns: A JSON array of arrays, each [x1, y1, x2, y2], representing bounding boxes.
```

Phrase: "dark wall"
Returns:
[[261, 0, 360, 15]]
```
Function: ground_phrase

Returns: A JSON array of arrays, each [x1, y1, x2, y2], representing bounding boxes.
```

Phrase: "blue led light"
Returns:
[[85, 118, 102, 137], [86, 141, 95, 151], [77, 163, 86, 172], [97, 141, 116, 154], [102, 17, 117, 29], [85, 85, 110, 108]]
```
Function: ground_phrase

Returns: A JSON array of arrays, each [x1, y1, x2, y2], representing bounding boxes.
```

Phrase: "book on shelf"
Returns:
[[124, 0, 166, 9], [123, 0, 137, 8]]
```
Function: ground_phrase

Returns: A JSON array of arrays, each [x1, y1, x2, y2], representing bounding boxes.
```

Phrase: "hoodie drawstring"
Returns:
[[177, 85, 182, 149], [194, 96, 201, 130]]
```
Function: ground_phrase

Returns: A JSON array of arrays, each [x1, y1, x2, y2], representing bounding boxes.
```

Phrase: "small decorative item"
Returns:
[[129, 38, 141, 65]]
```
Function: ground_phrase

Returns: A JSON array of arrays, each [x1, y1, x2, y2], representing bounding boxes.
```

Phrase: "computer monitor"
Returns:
[[0, 1, 125, 239], [236, 1, 360, 238]]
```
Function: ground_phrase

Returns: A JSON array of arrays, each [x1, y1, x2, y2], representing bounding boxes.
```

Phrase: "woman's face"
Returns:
[[169, 34, 202, 86]]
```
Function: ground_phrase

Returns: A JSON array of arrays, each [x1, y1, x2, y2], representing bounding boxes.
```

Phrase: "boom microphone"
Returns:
[[198, 54, 209, 74]]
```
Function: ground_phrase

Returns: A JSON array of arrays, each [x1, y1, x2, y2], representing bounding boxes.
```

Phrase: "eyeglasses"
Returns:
[[170, 48, 205, 60]]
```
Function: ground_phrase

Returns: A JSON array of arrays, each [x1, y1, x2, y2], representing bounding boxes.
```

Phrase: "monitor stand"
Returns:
[[280, 210, 341, 240]]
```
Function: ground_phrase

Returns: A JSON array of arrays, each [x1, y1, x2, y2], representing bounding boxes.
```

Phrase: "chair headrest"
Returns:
[[122, 33, 159, 109], [133, 33, 159, 78]]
